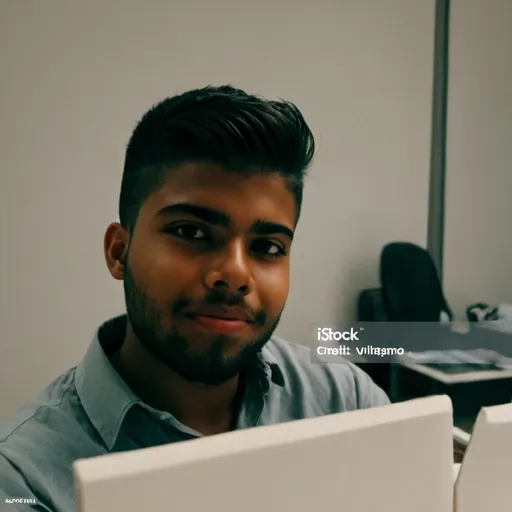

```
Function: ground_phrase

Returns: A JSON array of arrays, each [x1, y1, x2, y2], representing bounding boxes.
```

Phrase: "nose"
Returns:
[[204, 240, 253, 294]]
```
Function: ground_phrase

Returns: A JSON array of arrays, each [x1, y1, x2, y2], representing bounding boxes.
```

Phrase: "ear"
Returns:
[[104, 222, 129, 280]]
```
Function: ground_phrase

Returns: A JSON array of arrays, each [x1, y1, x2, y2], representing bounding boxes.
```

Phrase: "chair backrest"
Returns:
[[380, 242, 452, 322]]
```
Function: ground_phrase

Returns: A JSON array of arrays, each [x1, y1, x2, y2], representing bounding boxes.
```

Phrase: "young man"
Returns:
[[0, 86, 389, 511]]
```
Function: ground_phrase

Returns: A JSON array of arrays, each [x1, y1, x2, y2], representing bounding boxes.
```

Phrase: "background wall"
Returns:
[[0, 0, 435, 419], [443, 0, 512, 319]]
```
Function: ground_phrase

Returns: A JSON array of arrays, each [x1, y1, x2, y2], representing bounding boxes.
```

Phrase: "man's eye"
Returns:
[[168, 225, 207, 240], [252, 239, 285, 257]]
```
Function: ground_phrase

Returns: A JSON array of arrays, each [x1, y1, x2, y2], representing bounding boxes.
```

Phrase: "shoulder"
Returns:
[[0, 368, 90, 508], [0, 369, 83, 483], [264, 335, 390, 410], [0, 369, 76, 447]]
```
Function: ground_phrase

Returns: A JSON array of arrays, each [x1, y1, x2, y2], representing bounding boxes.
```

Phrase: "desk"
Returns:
[[354, 323, 512, 427], [389, 361, 512, 400]]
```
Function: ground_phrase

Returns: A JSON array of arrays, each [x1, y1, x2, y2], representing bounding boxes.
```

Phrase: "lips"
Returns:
[[187, 304, 254, 323], [185, 305, 254, 335]]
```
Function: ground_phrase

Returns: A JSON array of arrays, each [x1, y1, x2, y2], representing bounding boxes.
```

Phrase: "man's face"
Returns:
[[113, 163, 296, 385]]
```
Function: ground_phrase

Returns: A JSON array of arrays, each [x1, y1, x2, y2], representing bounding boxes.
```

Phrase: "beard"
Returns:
[[122, 261, 282, 386]]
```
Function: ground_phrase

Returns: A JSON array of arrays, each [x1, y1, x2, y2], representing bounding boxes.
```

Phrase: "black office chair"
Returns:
[[380, 242, 453, 322], [370, 242, 455, 401], [355, 242, 453, 398]]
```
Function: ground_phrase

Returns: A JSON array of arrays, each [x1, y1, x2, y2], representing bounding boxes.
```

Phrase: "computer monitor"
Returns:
[[74, 395, 454, 512]]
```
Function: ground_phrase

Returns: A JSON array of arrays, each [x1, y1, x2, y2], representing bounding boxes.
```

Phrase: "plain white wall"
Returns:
[[0, 0, 435, 419], [443, 0, 512, 319]]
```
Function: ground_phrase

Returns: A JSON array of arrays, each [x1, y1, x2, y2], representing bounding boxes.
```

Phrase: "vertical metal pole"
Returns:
[[427, 0, 451, 280]]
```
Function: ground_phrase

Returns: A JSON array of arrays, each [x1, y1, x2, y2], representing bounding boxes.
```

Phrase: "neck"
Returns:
[[111, 325, 242, 436]]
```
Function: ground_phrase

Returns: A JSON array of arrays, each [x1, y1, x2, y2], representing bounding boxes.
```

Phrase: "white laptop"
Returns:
[[73, 395, 454, 512], [454, 401, 512, 511]]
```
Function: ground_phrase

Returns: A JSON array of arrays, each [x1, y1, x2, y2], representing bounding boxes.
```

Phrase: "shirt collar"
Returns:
[[259, 344, 285, 388], [75, 314, 284, 450], [75, 315, 142, 450]]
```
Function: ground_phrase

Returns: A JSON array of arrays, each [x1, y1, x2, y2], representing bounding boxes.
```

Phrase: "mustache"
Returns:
[[173, 289, 267, 325]]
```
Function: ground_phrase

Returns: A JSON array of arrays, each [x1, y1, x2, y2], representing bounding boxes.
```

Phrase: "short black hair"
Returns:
[[119, 85, 315, 231]]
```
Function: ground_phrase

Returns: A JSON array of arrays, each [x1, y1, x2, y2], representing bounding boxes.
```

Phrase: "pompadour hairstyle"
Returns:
[[120, 85, 315, 231]]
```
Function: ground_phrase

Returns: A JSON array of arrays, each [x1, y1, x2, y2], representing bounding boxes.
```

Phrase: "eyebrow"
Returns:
[[251, 219, 294, 241], [156, 202, 294, 240], [156, 203, 230, 228]]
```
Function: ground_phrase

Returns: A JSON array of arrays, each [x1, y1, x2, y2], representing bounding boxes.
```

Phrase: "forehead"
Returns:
[[142, 163, 297, 228]]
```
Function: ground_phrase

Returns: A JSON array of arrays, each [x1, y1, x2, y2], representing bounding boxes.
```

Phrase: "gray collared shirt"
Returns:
[[0, 315, 389, 511]]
